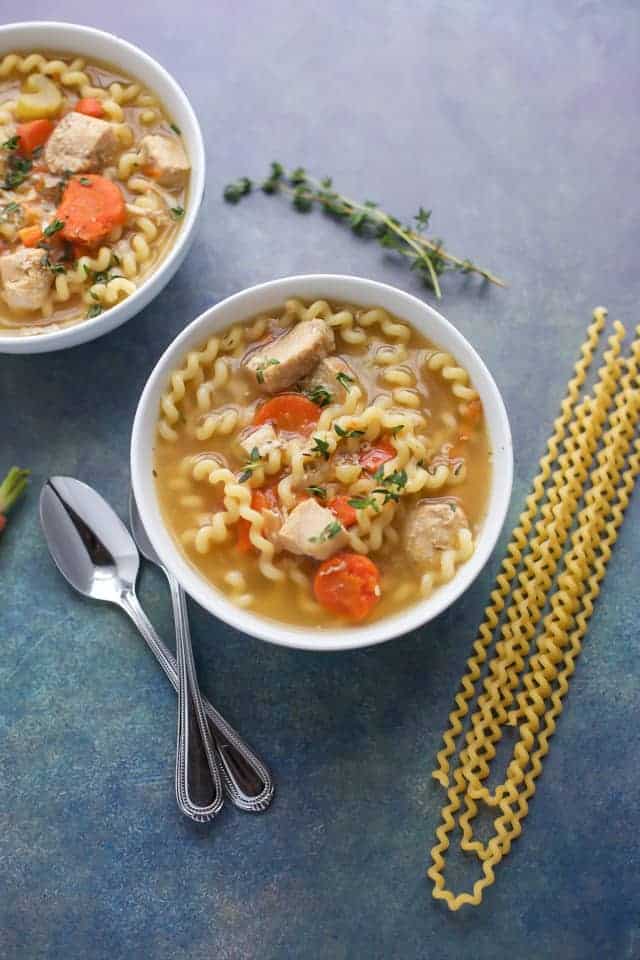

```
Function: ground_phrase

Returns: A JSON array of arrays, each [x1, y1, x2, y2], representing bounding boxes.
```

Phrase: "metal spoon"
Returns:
[[128, 492, 273, 811], [39, 475, 223, 822], [39, 477, 273, 816]]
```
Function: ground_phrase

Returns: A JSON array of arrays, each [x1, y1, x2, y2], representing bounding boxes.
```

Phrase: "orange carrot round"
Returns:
[[313, 552, 381, 621], [57, 175, 126, 246], [327, 495, 357, 528], [16, 119, 53, 155], [358, 438, 395, 474], [74, 98, 105, 118], [254, 394, 321, 434]]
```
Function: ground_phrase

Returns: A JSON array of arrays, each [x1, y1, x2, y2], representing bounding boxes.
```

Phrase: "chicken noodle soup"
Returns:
[[0, 51, 190, 336], [154, 300, 492, 626]]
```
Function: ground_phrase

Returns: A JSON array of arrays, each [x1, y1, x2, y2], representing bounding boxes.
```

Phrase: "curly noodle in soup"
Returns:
[[0, 51, 190, 336], [154, 300, 491, 627]]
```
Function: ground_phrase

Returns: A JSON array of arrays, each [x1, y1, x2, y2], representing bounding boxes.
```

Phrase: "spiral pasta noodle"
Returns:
[[428, 308, 640, 909], [0, 50, 189, 336], [153, 299, 486, 625]]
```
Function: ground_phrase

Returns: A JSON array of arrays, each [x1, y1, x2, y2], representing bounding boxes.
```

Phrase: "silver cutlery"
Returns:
[[128, 491, 273, 811], [129, 491, 223, 822], [39, 476, 274, 817]]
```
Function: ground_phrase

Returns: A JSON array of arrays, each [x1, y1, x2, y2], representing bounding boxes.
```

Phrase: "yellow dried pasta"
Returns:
[[428, 308, 640, 909]]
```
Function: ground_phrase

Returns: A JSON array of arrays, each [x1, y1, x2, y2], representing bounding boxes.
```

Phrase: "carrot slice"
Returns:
[[75, 97, 105, 118], [56, 175, 126, 246], [16, 119, 53, 155], [327, 495, 357, 528], [358, 438, 396, 474], [236, 487, 279, 553], [18, 225, 43, 247], [254, 394, 321, 434], [314, 552, 381, 622]]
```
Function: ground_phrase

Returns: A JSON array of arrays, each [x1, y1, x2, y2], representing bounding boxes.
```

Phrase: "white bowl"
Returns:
[[0, 21, 205, 354], [131, 275, 513, 652]]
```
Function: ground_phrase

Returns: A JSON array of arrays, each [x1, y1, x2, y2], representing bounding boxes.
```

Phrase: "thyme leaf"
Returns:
[[222, 164, 505, 298]]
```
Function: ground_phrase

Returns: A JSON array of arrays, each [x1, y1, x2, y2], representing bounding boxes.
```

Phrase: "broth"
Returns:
[[154, 299, 492, 628]]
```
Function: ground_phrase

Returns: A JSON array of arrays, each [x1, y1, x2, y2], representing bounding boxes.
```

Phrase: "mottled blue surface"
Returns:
[[1, 2, 639, 958]]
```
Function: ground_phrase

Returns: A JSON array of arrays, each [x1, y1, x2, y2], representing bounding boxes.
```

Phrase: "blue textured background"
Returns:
[[1, 3, 639, 958]]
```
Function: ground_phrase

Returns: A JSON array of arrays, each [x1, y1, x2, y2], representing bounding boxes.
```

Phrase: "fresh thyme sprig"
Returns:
[[223, 163, 505, 298]]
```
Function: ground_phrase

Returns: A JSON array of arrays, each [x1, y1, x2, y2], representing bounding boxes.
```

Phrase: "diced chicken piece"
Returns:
[[277, 498, 349, 561], [245, 319, 335, 394], [139, 135, 190, 189], [44, 113, 118, 175], [300, 355, 361, 403], [404, 499, 469, 566], [0, 248, 52, 311], [239, 423, 281, 458]]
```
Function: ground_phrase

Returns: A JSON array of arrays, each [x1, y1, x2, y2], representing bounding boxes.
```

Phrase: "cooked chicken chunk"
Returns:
[[44, 113, 118, 175], [301, 355, 360, 403], [245, 320, 335, 394], [404, 499, 468, 566], [277, 498, 348, 561], [0, 248, 52, 311], [139, 135, 190, 189], [239, 423, 281, 458]]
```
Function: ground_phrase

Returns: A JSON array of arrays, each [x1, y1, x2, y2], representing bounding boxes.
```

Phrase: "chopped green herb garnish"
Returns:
[[110, 252, 121, 267], [31, 145, 43, 160], [2, 136, 18, 151], [1, 201, 22, 223], [40, 254, 66, 275], [334, 423, 365, 440], [78, 177, 91, 186], [348, 495, 381, 513], [310, 437, 330, 460], [255, 358, 280, 384], [2, 151, 32, 190], [307, 485, 327, 499], [86, 304, 103, 319], [170, 206, 185, 220], [43, 218, 64, 238], [390, 424, 405, 435], [238, 446, 262, 482], [170, 122, 181, 135], [336, 371, 354, 391], [370, 467, 407, 503], [372, 487, 400, 505], [304, 384, 332, 407], [309, 520, 343, 544], [385, 469, 407, 490]]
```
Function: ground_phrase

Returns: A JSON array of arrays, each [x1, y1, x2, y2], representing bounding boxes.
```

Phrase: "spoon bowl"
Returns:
[[39, 476, 139, 603]]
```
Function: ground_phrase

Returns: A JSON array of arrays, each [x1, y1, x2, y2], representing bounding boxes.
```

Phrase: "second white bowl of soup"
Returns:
[[0, 21, 204, 352], [131, 275, 513, 652]]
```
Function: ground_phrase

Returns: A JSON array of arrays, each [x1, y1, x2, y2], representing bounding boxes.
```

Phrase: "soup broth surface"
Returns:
[[154, 299, 491, 628]]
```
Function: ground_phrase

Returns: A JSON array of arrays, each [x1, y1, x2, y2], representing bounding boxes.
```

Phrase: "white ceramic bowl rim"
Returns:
[[0, 21, 205, 354], [131, 274, 513, 652]]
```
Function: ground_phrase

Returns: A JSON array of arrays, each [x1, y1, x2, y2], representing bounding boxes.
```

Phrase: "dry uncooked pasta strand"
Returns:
[[457, 323, 625, 801], [428, 312, 640, 910], [432, 308, 607, 789]]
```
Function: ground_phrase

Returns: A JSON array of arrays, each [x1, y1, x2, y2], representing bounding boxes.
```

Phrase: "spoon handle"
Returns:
[[169, 575, 225, 820], [119, 591, 274, 812], [121, 590, 223, 821]]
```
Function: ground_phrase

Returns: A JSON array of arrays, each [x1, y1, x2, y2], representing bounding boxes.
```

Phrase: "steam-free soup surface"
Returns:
[[154, 299, 491, 627], [0, 50, 190, 336]]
